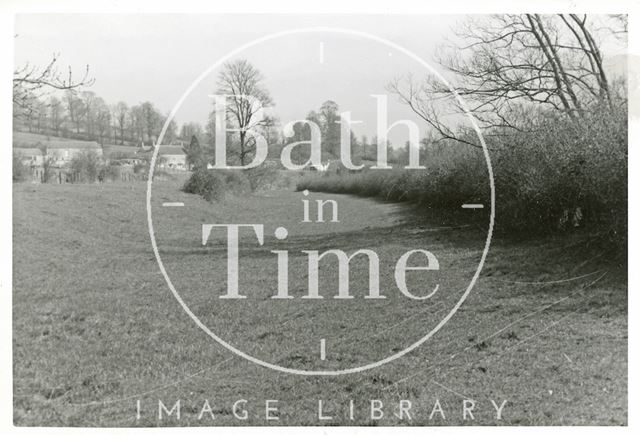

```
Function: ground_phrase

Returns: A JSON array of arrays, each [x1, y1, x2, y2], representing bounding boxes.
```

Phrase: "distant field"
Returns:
[[13, 180, 627, 426]]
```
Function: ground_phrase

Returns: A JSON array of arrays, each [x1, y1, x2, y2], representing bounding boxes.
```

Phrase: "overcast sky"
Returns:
[[14, 14, 471, 145]]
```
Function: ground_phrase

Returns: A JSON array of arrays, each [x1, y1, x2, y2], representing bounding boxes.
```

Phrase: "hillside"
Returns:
[[13, 132, 100, 149]]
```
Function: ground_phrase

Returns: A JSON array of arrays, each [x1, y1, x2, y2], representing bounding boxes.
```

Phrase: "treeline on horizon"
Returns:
[[13, 88, 409, 165], [13, 91, 187, 147]]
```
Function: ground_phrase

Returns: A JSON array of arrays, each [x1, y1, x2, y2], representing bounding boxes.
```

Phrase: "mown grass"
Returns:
[[13, 180, 626, 426]]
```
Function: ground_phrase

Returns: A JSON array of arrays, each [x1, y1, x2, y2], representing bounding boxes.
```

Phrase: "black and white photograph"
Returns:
[[3, 0, 636, 430]]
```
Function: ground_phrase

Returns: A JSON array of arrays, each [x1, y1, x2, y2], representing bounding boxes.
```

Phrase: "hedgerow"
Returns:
[[297, 105, 627, 248]]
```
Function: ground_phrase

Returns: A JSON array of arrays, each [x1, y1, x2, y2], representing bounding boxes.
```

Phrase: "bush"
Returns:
[[133, 162, 147, 175], [297, 105, 627, 248], [182, 167, 287, 202], [13, 153, 28, 182], [99, 164, 122, 182], [70, 151, 102, 183], [220, 170, 251, 195], [245, 166, 280, 191], [182, 170, 227, 202]]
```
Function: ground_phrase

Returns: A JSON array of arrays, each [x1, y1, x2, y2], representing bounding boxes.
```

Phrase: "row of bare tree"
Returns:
[[13, 54, 186, 146], [14, 89, 183, 146]]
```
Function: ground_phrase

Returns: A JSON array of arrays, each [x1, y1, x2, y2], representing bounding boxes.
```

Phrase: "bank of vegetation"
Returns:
[[298, 14, 628, 251]]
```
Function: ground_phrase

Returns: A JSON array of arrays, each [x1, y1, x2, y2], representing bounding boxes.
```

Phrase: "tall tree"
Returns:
[[31, 100, 48, 134], [215, 59, 274, 165], [183, 135, 206, 171], [360, 135, 370, 161], [388, 14, 627, 147], [95, 100, 111, 144], [180, 122, 204, 143], [318, 100, 341, 158], [162, 117, 178, 144], [128, 105, 145, 144], [81, 91, 104, 140], [140, 101, 163, 144], [48, 96, 65, 136], [113, 102, 129, 145], [64, 90, 83, 135]]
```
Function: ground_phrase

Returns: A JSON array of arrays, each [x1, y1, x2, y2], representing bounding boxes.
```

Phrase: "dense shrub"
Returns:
[[41, 157, 53, 183], [182, 167, 287, 201], [13, 153, 28, 182], [491, 106, 627, 242], [182, 170, 227, 202], [98, 164, 122, 182], [133, 162, 147, 175], [70, 151, 102, 183], [246, 166, 280, 191], [298, 106, 627, 247], [220, 170, 251, 195]]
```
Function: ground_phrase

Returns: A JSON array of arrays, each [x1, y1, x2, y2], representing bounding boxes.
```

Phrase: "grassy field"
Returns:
[[13, 179, 627, 426], [12, 131, 100, 148]]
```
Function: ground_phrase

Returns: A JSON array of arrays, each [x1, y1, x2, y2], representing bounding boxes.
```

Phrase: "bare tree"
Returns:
[[30, 100, 48, 134], [388, 14, 627, 147], [95, 101, 111, 144], [128, 105, 145, 144], [112, 102, 129, 145], [48, 96, 65, 136], [81, 91, 99, 139], [162, 117, 178, 144], [140, 102, 163, 144], [64, 90, 84, 135], [318, 100, 341, 157], [180, 122, 204, 143], [13, 52, 93, 119], [215, 59, 274, 165]]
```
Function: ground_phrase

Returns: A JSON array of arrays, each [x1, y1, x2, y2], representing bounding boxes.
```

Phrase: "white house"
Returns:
[[103, 144, 144, 165], [46, 141, 103, 166], [15, 148, 44, 166], [158, 145, 187, 170]]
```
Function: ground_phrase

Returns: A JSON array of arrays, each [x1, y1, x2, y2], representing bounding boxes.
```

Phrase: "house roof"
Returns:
[[157, 145, 185, 156], [14, 148, 42, 157], [104, 144, 140, 159], [104, 144, 138, 152]]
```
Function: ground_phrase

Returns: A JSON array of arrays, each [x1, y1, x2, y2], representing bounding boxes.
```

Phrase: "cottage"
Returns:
[[15, 148, 44, 167], [158, 145, 187, 170], [103, 144, 144, 166], [46, 141, 103, 166]]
